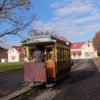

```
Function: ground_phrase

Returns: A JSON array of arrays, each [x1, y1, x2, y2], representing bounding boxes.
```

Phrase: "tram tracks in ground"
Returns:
[[1, 60, 84, 100], [11, 84, 49, 100], [11, 74, 72, 100], [1, 74, 77, 100], [0, 82, 51, 100], [1, 75, 70, 100]]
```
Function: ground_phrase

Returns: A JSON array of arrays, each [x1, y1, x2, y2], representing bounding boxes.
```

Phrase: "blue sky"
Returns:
[[1, 0, 100, 49]]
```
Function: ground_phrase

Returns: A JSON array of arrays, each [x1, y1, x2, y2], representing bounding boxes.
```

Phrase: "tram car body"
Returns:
[[23, 35, 71, 83]]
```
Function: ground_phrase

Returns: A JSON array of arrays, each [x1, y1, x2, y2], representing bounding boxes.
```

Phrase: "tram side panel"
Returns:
[[55, 60, 71, 80], [55, 43, 71, 80]]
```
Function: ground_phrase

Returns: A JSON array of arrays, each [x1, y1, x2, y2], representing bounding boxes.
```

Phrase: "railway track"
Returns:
[[11, 84, 48, 100], [0, 83, 50, 100], [11, 75, 72, 100], [0, 75, 70, 100]]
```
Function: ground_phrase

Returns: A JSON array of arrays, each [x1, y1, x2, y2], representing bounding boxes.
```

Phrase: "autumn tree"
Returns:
[[20, 29, 60, 47], [92, 31, 100, 51], [0, 46, 8, 58], [28, 29, 59, 38], [0, 0, 36, 42]]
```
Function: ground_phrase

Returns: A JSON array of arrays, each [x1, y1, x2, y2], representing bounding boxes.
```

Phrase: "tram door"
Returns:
[[45, 44, 56, 79]]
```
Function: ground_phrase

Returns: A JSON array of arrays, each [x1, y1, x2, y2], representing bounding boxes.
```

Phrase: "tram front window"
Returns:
[[46, 46, 53, 60], [29, 49, 35, 60]]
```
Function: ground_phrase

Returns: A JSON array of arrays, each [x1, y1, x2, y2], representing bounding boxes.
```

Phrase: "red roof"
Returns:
[[87, 40, 90, 42], [71, 42, 86, 49], [58, 37, 71, 43], [12, 46, 25, 52], [71, 50, 81, 53], [20, 54, 25, 56]]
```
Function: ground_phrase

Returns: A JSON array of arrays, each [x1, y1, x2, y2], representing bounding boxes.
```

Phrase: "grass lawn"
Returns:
[[0, 62, 24, 72]]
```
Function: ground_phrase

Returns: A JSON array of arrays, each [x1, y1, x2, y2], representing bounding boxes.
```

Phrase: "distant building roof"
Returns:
[[12, 46, 25, 52], [71, 50, 81, 53], [58, 37, 71, 43], [71, 42, 86, 49]]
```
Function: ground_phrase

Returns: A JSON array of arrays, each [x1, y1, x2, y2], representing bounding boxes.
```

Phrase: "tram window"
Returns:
[[29, 49, 35, 59], [65, 49, 66, 59], [57, 47, 59, 60], [65, 49, 67, 59], [68, 49, 70, 59], [60, 48, 61, 60], [64, 49, 66, 60], [46, 47, 53, 60], [61, 48, 62, 60], [57, 47, 70, 60], [62, 48, 64, 60], [61, 48, 63, 60]]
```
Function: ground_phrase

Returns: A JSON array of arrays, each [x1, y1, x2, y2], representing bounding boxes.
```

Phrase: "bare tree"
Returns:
[[0, 0, 36, 41], [28, 29, 59, 38]]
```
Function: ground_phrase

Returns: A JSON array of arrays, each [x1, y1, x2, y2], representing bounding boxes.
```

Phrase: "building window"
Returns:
[[12, 56, 16, 60], [90, 52, 94, 57], [85, 52, 89, 57], [73, 53, 76, 57], [85, 52, 94, 57], [88, 44, 90, 47], [12, 50, 14, 52], [78, 53, 81, 57]]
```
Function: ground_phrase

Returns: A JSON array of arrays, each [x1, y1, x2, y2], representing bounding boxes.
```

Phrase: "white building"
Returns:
[[71, 40, 98, 59], [1, 59, 7, 63], [7, 46, 25, 62]]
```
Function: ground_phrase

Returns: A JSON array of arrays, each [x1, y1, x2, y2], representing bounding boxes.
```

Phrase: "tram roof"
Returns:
[[22, 35, 70, 46]]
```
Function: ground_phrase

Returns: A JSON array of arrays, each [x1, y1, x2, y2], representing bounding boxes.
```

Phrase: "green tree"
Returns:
[[21, 38, 30, 44]]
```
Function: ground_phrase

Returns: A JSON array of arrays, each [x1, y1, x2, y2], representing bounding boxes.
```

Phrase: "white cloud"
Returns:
[[54, 6, 94, 16], [71, 15, 76, 17], [49, 1, 63, 8], [50, 0, 98, 17], [33, 20, 87, 39], [52, 17, 60, 20], [73, 14, 100, 24], [32, 0, 100, 39], [33, 18, 100, 39], [82, 23, 100, 31], [33, 21, 44, 27], [0, 39, 21, 49]]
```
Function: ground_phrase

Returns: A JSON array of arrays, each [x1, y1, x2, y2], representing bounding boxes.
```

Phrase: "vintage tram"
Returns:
[[23, 35, 71, 84]]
